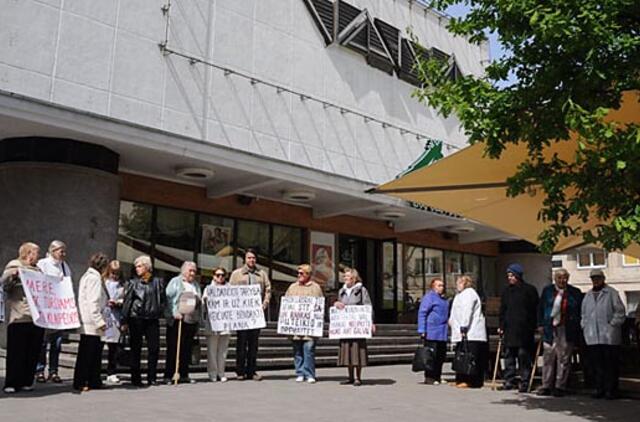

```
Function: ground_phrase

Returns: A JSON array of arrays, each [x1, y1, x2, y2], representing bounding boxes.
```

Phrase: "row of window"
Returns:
[[552, 250, 640, 269]]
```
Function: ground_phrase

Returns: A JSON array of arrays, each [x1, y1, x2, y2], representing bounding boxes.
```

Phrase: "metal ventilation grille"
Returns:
[[398, 38, 420, 85], [337, 0, 361, 33], [303, 0, 334, 44], [374, 18, 400, 67], [367, 20, 394, 74]]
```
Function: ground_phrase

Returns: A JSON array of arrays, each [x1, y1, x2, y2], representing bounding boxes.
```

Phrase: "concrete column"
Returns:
[[0, 138, 120, 347]]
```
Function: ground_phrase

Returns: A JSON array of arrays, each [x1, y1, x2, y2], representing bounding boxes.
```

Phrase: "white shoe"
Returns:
[[307, 378, 316, 384], [3, 387, 16, 394], [220, 377, 228, 383], [439, 380, 448, 385], [22, 385, 34, 392], [106, 375, 121, 385], [296, 376, 304, 382]]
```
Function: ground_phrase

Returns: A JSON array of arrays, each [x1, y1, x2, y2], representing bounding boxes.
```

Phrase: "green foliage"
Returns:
[[414, 0, 640, 253]]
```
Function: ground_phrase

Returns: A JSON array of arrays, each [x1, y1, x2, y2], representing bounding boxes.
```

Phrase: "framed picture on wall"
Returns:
[[310, 231, 336, 289]]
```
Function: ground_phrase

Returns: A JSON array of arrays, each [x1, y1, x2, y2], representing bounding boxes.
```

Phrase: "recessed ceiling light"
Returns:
[[376, 209, 406, 219], [175, 167, 214, 180], [282, 190, 316, 202]]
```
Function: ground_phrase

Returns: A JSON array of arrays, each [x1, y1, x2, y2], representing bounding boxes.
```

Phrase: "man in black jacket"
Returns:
[[498, 263, 539, 392]]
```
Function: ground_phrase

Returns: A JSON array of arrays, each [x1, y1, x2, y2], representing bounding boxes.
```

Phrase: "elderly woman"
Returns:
[[449, 275, 488, 389], [1, 243, 45, 394], [335, 268, 375, 387], [164, 261, 202, 384], [284, 264, 324, 384], [417, 278, 449, 385], [122, 255, 165, 387], [104, 260, 125, 385], [35, 240, 72, 384], [202, 267, 231, 383], [73, 253, 110, 392]]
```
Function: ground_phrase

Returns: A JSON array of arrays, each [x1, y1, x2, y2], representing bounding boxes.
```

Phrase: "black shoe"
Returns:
[[353, 379, 362, 387], [591, 390, 604, 399], [340, 379, 355, 385], [552, 388, 566, 397], [132, 381, 145, 388], [536, 388, 552, 396], [178, 378, 196, 384], [148, 380, 158, 386], [604, 392, 619, 400], [423, 377, 435, 385], [518, 385, 529, 393]]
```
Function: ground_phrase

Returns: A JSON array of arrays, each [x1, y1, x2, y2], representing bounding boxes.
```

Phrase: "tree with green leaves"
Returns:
[[413, 1, 640, 253]]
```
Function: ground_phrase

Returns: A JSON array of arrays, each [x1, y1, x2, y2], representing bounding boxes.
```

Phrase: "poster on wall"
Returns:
[[310, 231, 335, 289], [201, 224, 232, 255]]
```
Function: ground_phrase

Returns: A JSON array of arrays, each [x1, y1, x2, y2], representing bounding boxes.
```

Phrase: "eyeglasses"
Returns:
[[297, 271, 307, 275], [214, 273, 225, 277]]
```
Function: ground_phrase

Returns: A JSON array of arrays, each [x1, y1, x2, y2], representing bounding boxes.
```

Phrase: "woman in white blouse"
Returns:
[[449, 275, 488, 388]]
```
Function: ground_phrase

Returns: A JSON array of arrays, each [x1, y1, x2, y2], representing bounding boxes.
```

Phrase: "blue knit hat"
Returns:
[[506, 263, 524, 280]]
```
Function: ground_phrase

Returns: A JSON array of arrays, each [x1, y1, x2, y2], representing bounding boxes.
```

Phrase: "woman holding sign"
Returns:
[[284, 264, 324, 384], [1, 242, 45, 394], [335, 268, 375, 387], [73, 253, 110, 392], [202, 267, 231, 382]]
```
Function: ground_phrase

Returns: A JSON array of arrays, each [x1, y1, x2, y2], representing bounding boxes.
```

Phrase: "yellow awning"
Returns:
[[374, 91, 640, 257]]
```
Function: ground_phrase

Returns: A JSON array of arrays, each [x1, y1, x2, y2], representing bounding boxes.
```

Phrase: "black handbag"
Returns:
[[191, 336, 201, 366], [452, 339, 477, 376], [116, 334, 132, 368], [411, 344, 435, 372]]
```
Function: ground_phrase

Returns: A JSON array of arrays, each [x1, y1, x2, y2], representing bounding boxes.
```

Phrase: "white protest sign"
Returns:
[[328, 305, 372, 339], [102, 307, 120, 341], [206, 284, 266, 331], [277, 296, 325, 337], [18, 269, 80, 330]]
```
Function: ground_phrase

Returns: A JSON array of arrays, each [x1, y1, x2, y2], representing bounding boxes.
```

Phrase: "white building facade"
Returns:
[[1, 0, 517, 327]]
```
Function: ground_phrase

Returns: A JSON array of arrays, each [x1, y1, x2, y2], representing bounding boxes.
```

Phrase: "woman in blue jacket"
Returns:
[[417, 278, 449, 384]]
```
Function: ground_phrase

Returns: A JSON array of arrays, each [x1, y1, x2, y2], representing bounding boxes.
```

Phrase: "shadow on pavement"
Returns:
[[236, 374, 396, 385], [491, 393, 640, 421]]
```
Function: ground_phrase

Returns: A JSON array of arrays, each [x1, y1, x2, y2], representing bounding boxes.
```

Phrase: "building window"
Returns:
[[424, 248, 444, 292], [576, 250, 607, 269], [153, 206, 196, 280], [403, 245, 423, 312], [236, 219, 270, 272], [117, 201, 153, 279], [551, 259, 563, 268], [271, 224, 304, 282], [445, 251, 462, 293], [622, 254, 640, 267]]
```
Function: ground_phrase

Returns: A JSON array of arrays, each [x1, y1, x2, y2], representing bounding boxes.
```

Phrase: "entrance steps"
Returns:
[[58, 322, 421, 372]]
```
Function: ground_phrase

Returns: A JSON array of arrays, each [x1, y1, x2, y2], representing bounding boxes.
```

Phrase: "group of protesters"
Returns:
[[1, 242, 376, 394], [1, 240, 634, 398], [417, 263, 629, 399]]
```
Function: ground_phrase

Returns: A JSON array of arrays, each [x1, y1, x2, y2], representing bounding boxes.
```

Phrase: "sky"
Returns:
[[444, 3, 506, 63]]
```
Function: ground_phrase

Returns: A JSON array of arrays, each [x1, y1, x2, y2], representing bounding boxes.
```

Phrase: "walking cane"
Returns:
[[491, 335, 503, 390], [172, 318, 183, 385], [527, 338, 543, 393]]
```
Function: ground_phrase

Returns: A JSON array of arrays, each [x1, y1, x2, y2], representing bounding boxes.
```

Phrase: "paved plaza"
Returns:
[[1, 364, 639, 422]]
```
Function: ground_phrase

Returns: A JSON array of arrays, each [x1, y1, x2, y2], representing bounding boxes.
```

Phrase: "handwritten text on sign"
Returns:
[[206, 285, 266, 331], [277, 296, 325, 337], [0, 288, 4, 322], [329, 305, 372, 339], [18, 269, 80, 329]]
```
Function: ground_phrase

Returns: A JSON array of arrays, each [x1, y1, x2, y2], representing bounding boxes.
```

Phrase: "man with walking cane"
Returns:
[[535, 268, 583, 397], [497, 263, 539, 393]]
